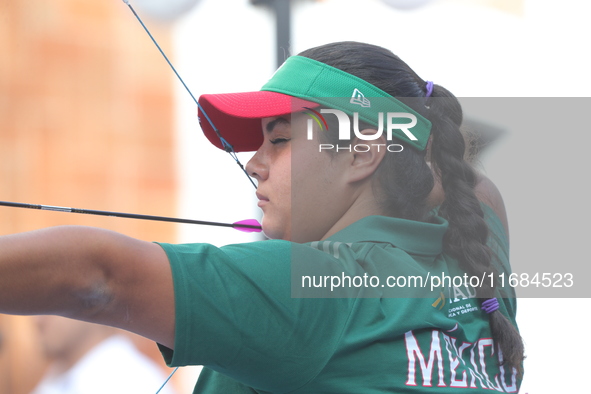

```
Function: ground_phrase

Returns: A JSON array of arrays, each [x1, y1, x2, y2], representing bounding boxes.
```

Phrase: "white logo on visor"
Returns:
[[350, 88, 371, 108]]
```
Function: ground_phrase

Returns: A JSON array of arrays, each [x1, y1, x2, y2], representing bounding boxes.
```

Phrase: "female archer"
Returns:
[[0, 41, 524, 392]]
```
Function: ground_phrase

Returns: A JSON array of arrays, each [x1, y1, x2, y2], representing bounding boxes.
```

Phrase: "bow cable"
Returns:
[[122, 0, 257, 189], [155, 367, 179, 394], [2, 3, 264, 394]]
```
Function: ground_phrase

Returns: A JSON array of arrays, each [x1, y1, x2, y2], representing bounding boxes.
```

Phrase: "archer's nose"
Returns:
[[246, 150, 268, 183]]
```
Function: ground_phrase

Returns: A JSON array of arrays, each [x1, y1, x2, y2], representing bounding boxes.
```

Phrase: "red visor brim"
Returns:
[[198, 91, 319, 152]]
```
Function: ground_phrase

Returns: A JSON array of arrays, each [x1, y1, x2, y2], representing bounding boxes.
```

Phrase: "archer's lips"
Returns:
[[256, 192, 269, 207]]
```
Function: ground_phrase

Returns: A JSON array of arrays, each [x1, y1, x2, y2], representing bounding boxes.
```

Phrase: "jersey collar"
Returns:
[[324, 214, 448, 257]]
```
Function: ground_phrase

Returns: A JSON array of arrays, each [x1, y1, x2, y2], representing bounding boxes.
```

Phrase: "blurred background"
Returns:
[[1, 0, 589, 392]]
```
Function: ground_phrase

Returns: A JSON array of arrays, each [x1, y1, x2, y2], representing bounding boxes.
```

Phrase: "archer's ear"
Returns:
[[346, 129, 387, 184]]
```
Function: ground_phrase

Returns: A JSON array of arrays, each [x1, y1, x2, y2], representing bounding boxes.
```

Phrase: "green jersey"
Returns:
[[157, 205, 520, 393]]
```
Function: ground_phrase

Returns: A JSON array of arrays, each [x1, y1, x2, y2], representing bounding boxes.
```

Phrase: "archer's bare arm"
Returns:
[[0, 226, 175, 348]]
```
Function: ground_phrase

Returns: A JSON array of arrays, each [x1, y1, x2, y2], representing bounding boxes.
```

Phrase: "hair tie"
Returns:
[[481, 298, 499, 314], [425, 81, 434, 98]]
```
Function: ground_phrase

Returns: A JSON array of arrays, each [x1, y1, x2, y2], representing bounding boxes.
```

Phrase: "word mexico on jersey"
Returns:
[[404, 329, 519, 392]]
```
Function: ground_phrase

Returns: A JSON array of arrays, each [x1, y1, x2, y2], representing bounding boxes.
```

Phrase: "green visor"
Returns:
[[198, 56, 432, 152]]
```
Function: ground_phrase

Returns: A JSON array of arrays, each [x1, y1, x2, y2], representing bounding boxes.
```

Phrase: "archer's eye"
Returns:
[[270, 138, 291, 145]]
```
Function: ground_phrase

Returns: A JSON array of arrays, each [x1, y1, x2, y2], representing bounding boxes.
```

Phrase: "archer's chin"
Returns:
[[259, 216, 291, 241]]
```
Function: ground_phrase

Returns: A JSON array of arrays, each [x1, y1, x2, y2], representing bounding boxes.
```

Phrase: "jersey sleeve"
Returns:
[[155, 240, 355, 393]]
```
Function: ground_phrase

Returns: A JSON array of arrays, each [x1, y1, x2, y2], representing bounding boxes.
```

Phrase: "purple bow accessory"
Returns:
[[425, 80, 434, 98], [481, 298, 500, 314]]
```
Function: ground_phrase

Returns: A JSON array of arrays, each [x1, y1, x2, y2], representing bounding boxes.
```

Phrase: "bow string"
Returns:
[[123, 2, 263, 392], [3, 2, 265, 392], [123, 0, 257, 189]]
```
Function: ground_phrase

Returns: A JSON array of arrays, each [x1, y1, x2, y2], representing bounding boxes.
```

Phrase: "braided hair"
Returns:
[[298, 41, 524, 375]]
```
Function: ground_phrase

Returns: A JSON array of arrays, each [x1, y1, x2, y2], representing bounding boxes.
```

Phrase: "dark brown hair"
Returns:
[[299, 41, 524, 375]]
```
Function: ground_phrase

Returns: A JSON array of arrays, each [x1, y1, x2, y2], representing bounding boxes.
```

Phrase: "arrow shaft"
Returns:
[[0, 201, 261, 230]]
